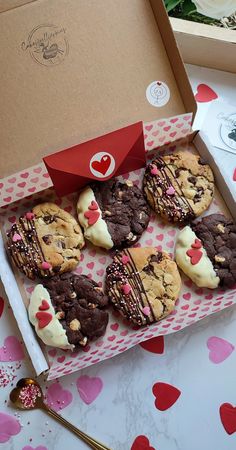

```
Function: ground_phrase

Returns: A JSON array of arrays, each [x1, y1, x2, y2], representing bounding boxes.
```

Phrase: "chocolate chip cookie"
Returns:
[[175, 214, 236, 288], [77, 179, 151, 249], [143, 151, 214, 223], [105, 247, 181, 326], [28, 273, 109, 350], [7, 203, 84, 280]]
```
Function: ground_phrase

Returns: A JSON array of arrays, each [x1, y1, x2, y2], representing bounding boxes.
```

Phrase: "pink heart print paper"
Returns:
[[1, 138, 236, 380], [0, 113, 192, 207]]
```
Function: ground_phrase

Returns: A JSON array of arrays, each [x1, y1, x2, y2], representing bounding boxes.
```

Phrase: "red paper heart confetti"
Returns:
[[152, 382, 181, 410], [36, 312, 53, 329], [220, 403, 236, 435], [39, 300, 50, 311], [195, 84, 218, 103], [140, 336, 164, 354], [92, 155, 111, 175], [0, 297, 4, 318], [233, 168, 236, 182], [84, 210, 100, 226], [131, 435, 156, 450]]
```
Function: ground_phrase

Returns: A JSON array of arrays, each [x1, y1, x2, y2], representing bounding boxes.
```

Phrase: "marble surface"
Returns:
[[0, 64, 236, 450]]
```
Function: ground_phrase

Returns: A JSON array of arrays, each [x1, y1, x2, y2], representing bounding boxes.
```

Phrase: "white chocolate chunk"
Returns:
[[77, 186, 113, 249], [28, 284, 74, 350], [175, 226, 220, 289]]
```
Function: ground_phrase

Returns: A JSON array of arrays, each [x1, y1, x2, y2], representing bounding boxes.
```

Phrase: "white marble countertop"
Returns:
[[1, 64, 236, 450]]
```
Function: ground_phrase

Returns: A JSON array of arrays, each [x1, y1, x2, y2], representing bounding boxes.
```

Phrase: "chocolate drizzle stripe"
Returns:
[[123, 249, 155, 323]]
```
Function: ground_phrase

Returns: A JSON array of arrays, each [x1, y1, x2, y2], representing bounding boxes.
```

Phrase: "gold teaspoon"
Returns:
[[10, 378, 111, 450]]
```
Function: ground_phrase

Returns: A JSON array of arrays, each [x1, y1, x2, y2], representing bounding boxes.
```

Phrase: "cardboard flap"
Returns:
[[0, 0, 196, 181]]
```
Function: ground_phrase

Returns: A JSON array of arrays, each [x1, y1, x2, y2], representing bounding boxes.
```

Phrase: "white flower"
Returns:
[[193, 0, 236, 19]]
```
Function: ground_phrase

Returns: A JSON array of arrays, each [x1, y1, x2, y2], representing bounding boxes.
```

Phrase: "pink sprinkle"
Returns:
[[19, 384, 41, 409], [41, 261, 52, 270], [121, 283, 132, 295], [151, 166, 159, 176], [12, 233, 22, 242], [166, 186, 175, 196], [25, 212, 35, 220], [121, 255, 130, 265], [142, 306, 151, 316]]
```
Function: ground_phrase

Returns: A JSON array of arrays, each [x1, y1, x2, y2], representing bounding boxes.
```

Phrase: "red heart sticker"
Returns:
[[220, 403, 236, 435], [36, 311, 53, 329], [88, 200, 99, 211], [84, 210, 100, 226], [140, 336, 164, 354], [91, 155, 111, 175], [186, 248, 203, 265], [152, 382, 181, 411], [195, 84, 218, 103], [131, 435, 156, 450], [39, 300, 50, 311], [191, 239, 202, 249], [0, 297, 4, 318]]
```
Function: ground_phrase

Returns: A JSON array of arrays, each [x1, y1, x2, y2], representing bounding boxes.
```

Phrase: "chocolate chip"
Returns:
[[198, 157, 207, 165], [188, 176, 197, 185], [42, 234, 53, 245], [43, 215, 55, 224]]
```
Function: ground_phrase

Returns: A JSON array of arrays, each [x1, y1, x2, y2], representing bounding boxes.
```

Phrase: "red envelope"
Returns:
[[44, 121, 146, 196]]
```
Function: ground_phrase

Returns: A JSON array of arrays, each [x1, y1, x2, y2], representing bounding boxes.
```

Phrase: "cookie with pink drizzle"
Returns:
[[105, 247, 181, 326], [143, 151, 214, 223], [7, 202, 84, 280]]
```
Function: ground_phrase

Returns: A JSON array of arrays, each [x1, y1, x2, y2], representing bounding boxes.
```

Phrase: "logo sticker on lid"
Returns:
[[146, 81, 170, 108]]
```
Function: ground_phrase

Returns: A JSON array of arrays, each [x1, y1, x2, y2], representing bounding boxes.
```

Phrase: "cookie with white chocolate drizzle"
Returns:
[[7, 203, 84, 280], [105, 247, 181, 326], [29, 273, 109, 350], [143, 151, 214, 223]]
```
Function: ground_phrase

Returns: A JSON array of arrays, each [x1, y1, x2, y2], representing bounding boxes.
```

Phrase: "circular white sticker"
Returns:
[[220, 113, 236, 152], [89, 152, 115, 178], [146, 81, 170, 108]]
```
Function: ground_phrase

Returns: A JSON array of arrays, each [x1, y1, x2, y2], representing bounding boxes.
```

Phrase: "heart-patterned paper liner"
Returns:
[[1, 140, 236, 380], [0, 113, 192, 208]]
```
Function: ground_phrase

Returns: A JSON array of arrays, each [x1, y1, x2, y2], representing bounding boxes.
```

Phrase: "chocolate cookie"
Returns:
[[7, 203, 84, 280], [175, 214, 236, 288], [143, 151, 214, 223], [28, 273, 109, 350], [77, 179, 150, 249], [105, 247, 181, 326]]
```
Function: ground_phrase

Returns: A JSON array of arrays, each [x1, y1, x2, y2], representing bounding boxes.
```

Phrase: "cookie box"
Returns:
[[170, 17, 236, 74], [0, 0, 235, 379]]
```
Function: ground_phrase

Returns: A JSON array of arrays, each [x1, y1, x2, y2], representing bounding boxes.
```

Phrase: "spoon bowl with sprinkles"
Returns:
[[10, 378, 111, 450]]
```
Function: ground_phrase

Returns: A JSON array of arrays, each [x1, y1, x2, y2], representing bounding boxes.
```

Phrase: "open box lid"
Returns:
[[0, 0, 196, 183]]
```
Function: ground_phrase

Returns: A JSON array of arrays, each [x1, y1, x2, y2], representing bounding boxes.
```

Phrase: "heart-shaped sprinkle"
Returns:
[[121, 255, 130, 265], [166, 186, 175, 196], [36, 311, 53, 329], [142, 306, 150, 316], [41, 261, 52, 270], [12, 233, 22, 242], [84, 210, 100, 226], [150, 166, 159, 176], [25, 212, 35, 220], [88, 200, 99, 211], [121, 283, 131, 295], [186, 248, 203, 265], [191, 238, 202, 249], [39, 300, 50, 311]]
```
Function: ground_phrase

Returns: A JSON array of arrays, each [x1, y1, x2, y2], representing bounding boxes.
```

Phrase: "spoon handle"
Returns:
[[44, 405, 111, 450]]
